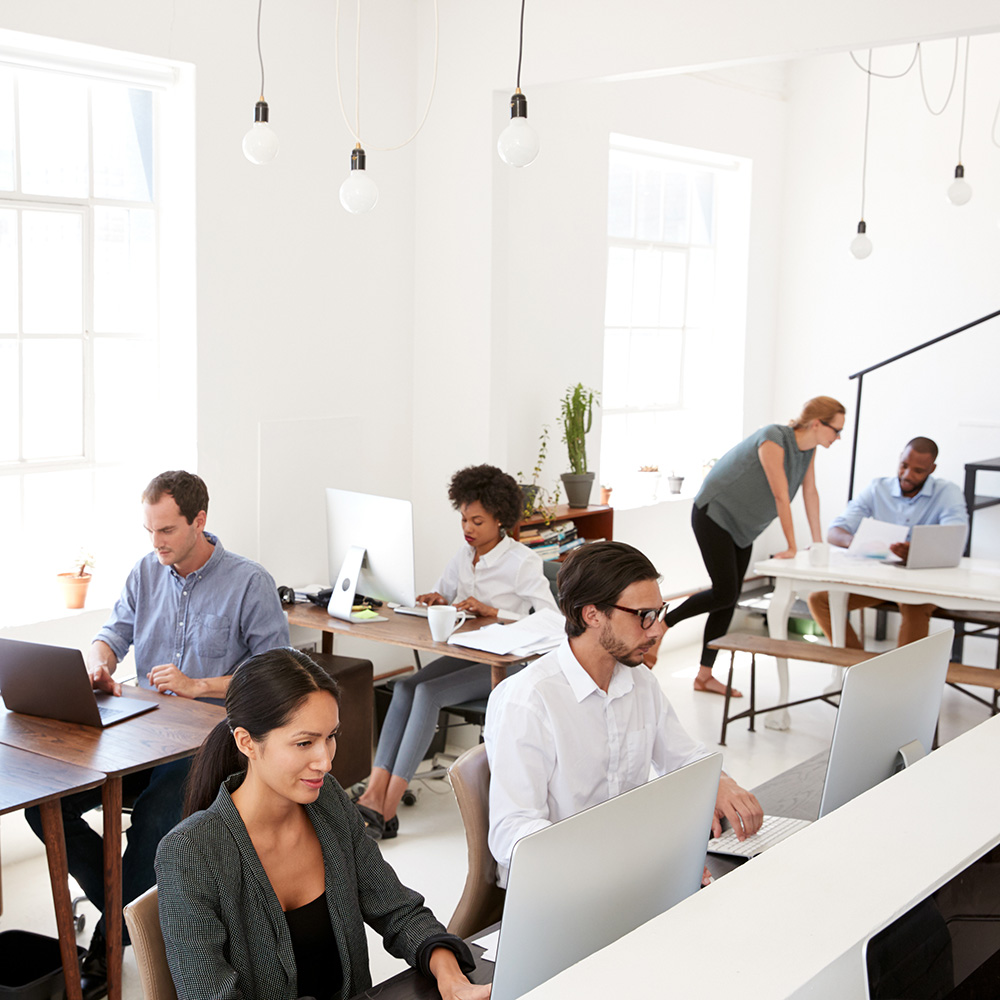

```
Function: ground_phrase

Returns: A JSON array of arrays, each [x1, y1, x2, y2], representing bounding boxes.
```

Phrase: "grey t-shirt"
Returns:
[[695, 424, 815, 549]]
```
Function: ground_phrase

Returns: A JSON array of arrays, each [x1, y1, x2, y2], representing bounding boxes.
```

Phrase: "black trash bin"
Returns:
[[0, 930, 84, 1000]]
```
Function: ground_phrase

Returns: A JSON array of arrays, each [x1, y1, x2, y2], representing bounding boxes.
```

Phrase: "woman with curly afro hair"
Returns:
[[355, 464, 557, 840]]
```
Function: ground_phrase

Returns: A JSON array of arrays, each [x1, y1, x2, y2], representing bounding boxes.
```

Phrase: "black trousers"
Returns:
[[664, 503, 753, 669]]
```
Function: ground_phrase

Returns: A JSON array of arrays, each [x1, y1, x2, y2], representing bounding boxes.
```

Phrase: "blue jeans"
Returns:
[[25, 758, 191, 944]]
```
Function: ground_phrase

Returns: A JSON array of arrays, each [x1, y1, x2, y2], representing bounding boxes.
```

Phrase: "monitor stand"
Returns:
[[893, 738, 926, 773], [328, 544, 365, 622]]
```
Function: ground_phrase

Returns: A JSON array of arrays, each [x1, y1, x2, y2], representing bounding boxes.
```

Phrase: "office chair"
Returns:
[[446, 743, 505, 939], [123, 886, 177, 1000]]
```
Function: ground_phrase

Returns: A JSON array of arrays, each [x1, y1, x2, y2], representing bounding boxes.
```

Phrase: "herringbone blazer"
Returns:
[[155, 773, 456, 1000]]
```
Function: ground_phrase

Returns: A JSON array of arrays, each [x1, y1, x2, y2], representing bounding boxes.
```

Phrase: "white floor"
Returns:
[[1, 622, 993, 997]]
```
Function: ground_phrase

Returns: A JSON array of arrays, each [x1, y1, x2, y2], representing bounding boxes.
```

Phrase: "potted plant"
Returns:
[[559, 383, 599, 508], [599, 484, 613, 505], [517, 425, 561, 522], [637, 465, 661, 503], [58, 550, 94, 609]]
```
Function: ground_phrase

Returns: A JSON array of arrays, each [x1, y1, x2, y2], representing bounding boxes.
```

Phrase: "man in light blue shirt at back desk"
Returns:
[[26, 470, 289, 1000], [808, 436, 968, 648]]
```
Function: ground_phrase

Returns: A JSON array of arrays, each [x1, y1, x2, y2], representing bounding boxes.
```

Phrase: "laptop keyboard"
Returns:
[[97, 704, 135, 724], [707, 814, 811, 858]]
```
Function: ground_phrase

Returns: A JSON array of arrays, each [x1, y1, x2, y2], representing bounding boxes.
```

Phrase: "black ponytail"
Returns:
[[182, 647, 340, 818]]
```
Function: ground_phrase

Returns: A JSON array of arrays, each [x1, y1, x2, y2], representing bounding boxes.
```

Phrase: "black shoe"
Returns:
[[355, 803, 385, 841], [80, 929, 108, 1000]]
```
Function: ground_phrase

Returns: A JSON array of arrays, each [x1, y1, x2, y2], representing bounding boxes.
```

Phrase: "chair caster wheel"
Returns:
[[401, 789, 417, 807], [72, 896, 87, 934]]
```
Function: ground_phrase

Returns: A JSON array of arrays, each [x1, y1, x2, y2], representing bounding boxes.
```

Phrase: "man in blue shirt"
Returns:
[[808, 437, 968, 648], [26, 471, 289, 1000]]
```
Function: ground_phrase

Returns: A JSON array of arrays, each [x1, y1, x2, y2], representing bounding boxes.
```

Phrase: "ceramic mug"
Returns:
[[428, 605, 468, 642]]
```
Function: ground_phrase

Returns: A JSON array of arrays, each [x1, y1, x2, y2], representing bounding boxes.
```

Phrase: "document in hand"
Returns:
[[846, 517, 909, 560], [447, 608, 566, 657]]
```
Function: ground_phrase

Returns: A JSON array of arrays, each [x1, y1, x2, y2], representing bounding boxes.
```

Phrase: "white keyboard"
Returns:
[[393, 606, 429, 618], [707, 814, 811, 858]]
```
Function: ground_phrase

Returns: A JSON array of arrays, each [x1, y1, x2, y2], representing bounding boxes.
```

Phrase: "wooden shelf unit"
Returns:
[[511, 504, 613, 558]]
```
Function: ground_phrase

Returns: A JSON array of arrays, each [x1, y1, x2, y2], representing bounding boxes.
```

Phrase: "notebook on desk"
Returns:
[[489, 752, 722, 1000], [707, 630, 951, 859], [0, 637, 158, 728]]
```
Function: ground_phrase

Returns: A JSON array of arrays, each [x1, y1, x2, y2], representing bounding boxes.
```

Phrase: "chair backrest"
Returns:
[[446, 743, 505, 939], [123, 885, 177, 1000]]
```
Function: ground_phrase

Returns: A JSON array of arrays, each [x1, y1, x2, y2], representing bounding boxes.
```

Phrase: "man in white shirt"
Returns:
[[485, 540, 763, 888]]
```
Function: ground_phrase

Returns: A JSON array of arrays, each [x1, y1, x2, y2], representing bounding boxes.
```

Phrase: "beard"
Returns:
[[598, 619, 653, 668]]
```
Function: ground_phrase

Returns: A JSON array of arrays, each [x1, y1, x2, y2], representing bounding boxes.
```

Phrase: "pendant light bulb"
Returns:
[[947, 164, 972, 206], [243, 100, 279, 164], [498, 91, 539, 167], [850, 220, 873, 260], [339, 146, 379, 214]]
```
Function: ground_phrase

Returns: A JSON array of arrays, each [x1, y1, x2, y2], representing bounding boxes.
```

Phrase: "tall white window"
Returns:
[[0, 33, 195, 623], [600, 135, 751, 507]]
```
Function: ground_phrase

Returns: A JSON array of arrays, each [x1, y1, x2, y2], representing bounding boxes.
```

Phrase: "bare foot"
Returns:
[[694, 675, 742, 698]]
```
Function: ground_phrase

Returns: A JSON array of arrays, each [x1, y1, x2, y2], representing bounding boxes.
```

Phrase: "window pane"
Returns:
[[19, 71, 89, 197], [662, 171, 690, 243], [0, 209, 17, 334], [94, 207, 156, 334], [93, 84, 154, 202], [658, 251, 687, 328], [607, 151, 634, 239], [22, 468, 93, 579], [0, 70, 14, 191], [691, 172, 714, 245], [22, 210, 83, 334], [631, 248, 662, 327], [0, 341, 18, 461], [686, 248, 715, 328], [634, 165, 663, 242], [22, 339, 83, 459], [602, 327, 631, 410], [604, 248, 633, 326], [629, 329, 682, 408], [94, 338, 156, 462]]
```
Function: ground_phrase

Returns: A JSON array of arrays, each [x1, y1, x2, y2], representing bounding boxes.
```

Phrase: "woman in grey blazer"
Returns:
[[155, 648, 487, 1000]]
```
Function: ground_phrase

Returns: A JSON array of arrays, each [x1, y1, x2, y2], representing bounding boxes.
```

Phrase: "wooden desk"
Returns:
[[349, 753, 830, 999], [0, 745, 105, 1000], [755, 550, 1000, 728], [0, 688, 225, 1000], [286, 602, 532, 688]]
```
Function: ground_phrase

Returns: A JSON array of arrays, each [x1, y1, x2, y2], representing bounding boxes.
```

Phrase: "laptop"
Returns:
[[0, 637, 158, 728], [707, 630, 951, 859], [489, 752, 722, 1000], [891, 523, 966, 569]]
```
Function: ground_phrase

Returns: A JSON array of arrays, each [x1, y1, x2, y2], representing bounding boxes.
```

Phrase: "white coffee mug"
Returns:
[[428, 605, 468, 642], [809, 542, 830, 567]]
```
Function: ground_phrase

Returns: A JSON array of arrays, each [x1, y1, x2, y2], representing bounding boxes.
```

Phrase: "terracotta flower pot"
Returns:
[[58, 573, 92, 610]]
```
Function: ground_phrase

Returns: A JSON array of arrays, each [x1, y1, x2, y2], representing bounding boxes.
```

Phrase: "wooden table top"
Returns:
[[286, 601, 532, 667], [0, 685, 226, 776], [0, 743, 106, 813]]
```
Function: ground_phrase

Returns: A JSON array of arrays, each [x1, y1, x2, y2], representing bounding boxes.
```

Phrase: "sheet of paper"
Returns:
[[447, 607, 565, 655], [472, 928, 499, 962], [846, 517, 909, 560]]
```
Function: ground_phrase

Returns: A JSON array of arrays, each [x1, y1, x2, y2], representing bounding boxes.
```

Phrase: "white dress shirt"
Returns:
[[484, 638, 708, 887], [433, 533, 558, 621]]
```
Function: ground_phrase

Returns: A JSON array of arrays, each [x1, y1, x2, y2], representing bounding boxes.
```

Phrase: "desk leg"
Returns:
[[321, 631, 333, 655], [102, 777, 123, 1000], [826, 590, 850, 692], [39, 800, 83, 1000], [765, 578, 793, 731], [490, 664, 508, 689]]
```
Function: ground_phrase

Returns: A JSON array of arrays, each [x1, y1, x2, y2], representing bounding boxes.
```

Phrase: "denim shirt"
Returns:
[[831, 475, 969, 544], [94, 532, 289, 688]]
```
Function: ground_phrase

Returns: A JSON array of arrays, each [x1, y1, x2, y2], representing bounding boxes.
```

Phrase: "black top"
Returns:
[[285, 893, 342, 1000]]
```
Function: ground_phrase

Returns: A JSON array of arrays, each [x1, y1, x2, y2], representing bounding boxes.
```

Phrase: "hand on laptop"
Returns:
[[713, 775, 764, 840], [90, 664, 122, 697], [889, 541, 910, 564], [148, 663, 198, 698]]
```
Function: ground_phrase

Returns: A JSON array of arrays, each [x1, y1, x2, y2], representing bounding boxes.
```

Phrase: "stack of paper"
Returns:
[[846, 517, 908, 561], [447, 607, 565, 657]]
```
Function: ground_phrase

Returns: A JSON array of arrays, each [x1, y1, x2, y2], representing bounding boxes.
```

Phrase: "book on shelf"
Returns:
[[532, 543, 561, 561], [559, 536, 585, 555]]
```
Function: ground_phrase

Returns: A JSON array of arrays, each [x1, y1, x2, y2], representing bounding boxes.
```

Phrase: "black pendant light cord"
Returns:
[[515, 0, 526, 89]]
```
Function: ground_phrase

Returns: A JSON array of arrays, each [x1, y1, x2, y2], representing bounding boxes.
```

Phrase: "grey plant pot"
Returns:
[[560, 472, 595, 508]]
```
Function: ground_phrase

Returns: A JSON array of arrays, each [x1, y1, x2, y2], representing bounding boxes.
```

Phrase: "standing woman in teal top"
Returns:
[[660, 396, 846, 696]]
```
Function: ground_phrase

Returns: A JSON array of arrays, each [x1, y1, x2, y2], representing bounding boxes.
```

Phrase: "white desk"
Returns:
[[754, 551, 1000, 729], [518, 713, 1000, 1000]]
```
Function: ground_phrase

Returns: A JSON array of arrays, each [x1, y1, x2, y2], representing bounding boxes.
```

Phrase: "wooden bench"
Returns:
[[707, 633, 1000, 746]]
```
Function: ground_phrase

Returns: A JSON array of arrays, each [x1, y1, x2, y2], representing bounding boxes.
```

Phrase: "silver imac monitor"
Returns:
[[324, 488, 416, 621], [819, 628, 952, 817]]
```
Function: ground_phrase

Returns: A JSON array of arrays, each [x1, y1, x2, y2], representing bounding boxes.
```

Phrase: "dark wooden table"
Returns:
[[0, 687, 226, 1000], [286, 602, 532, 688], [0, 744, 106, 1000], [349, 751, 831, 999]]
